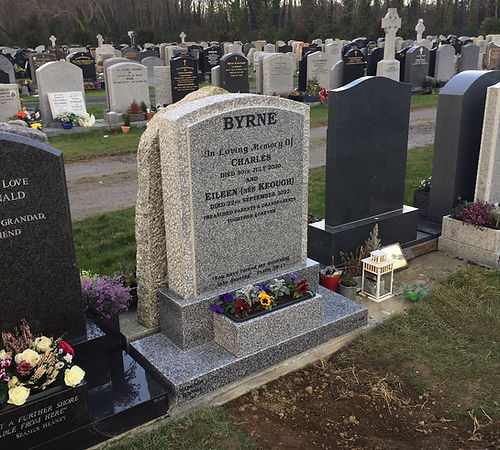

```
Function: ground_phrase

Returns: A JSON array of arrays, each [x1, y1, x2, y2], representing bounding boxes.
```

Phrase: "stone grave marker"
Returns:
[[47, 91, 87, 119], [211, 65, 221, 87], [203, 45, 223, 74], [140, 49, 160, 60], [142, 56, 164, 87], [367, 47, 383, 76], [475, 81, 500, 204], [154, 66, 172, 106], [170, 55, 199, 102], [102, 57, 133, 109], [434, 44, 455, 81], [95, 44, 119, 64], [404, 46, 429, 90], [107, 62, 149, 113], [395, 47, 409, 80], [324, 42, 342, 65], [308, 76, 418, 265], [219, 53, 249, 93], [264, 43, 275, 53], [69, 51, 97, 83], [278, 44, 293, 53], [252, 40, 265, 51], [247, 47, 256, 65], [330, 60, 343, 89], [377, 8, 401, 81], [0, 131, 87, 339], [307, 51, 335, 89], [485, 43, 500, 69], [428, 70, 500, 223], [254, 51, 267, 93], [0, 54, 15, 84], [243, 42, 255, 55], [121, 47, 141, 61], [262, 53, 295, 95], [228, 43, 243, 54], [342, 49, 366, 85], [28, 52, 56, 90], [36, 61, 85, 126], [0, 84, 20, 122], [458, 43, 480, 72]]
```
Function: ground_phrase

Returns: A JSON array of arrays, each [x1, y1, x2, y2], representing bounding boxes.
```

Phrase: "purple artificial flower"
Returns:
[[219, 293, 234, 303], [210, 304, 224, 314], [290, 273, 297, 282], [1, 356, 12, 369], [258, 284, 270, 294], [0, 368, 9, 382]]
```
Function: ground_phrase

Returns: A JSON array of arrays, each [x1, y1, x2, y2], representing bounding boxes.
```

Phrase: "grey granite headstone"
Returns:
[[107, 62, 149, 113], [121, 47, 141, 61], [459, 44, 480, 72], [404, 46, 429, 90], [434, 44, 455, 81], [142, 56, 164, 87], [211, 65, 220, 87], [307, 51, 335, 88], [0, 84, 20, 122], [308, 76, 418, 265], [36, 61, 85, 126], [262, 53, 294, 95], [154, 66, 172, 106], [330, 61, 343, 89], [485, 43, 500, 69], [0, 132, 86, 340], [102, 57, 134, 110], [475, 81, 500, 203], [428, 70, 500, 223], [0, 54, 15, 84]]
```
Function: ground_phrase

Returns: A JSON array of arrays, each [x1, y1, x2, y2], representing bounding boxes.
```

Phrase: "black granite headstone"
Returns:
[[28, 52, 56, 87], [219, 53, 249, 93], [404, 46, 429, 90], [308, 76, 418, 264], [298, 50, 316, 91], [343, 42, 359, 55], [395, 47, 409, 81], [0, 69, 9, 84], [69, 52, 97, 83], [203, 46, 223, 74], [342, 49, 366, 85], [243, 42, 255, 55], [366, 47, 383, 76], [278, 45, 293, 53], [139, 49, 160, 60], [170, 56, 199, 103], [428, 70, 500, 223], [0, 132, 86, 341], [428, 47, 437, 77]]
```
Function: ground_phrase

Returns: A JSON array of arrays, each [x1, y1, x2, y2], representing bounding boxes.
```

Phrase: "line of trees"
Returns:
[[1, 0, 499, 48]]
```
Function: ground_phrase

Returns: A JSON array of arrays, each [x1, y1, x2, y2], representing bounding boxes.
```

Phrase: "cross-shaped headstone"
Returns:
[[179, 32, 186, 44], [49, 35, 57, 48], [415, 19, 425, 42], [381, 8, 401, 60], [96, 34, 104, 47], [128, 30, 135, 46]]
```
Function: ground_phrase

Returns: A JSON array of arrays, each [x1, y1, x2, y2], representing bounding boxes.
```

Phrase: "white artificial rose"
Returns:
[[64, 365, 85, 387], [7, 376, 19, 390], [7, 385, 30, 406], [34, 336, 53, 353], [15, 349, 40, 366]]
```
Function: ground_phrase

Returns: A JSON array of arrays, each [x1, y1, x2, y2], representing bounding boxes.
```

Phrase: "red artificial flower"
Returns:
[[15, 112, 27, 118], [59, 341, 74, 356], [295, 280, 309, 294], [16, 360, 32, 376], [235, 299, 250, 316]]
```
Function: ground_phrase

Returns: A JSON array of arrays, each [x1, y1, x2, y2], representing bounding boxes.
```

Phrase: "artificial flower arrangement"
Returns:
[[210, 274, 313, 321], [0, 320, 85, 408], [56, 112, 78, 124], [80, 271, 131, 320], [10, 108, 42, 129]]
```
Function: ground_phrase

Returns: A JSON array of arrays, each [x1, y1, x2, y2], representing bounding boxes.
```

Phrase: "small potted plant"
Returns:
[[413, 176, 431, 217], [424, 76, 437, 94], [338, 247, 364, 300], [80, 271, 130, 337], [121, 113, 131, 133], [304, 79, 320, 102], [288, 88, 304, 102], [120, 266, 138, 309], [56, 112, 78, 129], [145, 108, 154, 121]]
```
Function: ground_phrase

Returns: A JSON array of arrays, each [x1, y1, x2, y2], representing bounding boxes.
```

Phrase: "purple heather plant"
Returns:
[[81, 274, 131, 319], [458, 201, 494, 228]]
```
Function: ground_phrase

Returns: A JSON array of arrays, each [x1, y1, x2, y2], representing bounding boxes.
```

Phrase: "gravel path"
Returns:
[[66, 108, 437, 220]]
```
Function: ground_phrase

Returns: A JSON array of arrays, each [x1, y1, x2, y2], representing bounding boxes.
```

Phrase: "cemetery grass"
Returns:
[[49, 126, 144, 160]]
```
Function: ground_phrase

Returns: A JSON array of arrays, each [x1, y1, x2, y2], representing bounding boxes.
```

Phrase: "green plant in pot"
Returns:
[[339, 247, 363, 300], [121, 113, 131, 133]]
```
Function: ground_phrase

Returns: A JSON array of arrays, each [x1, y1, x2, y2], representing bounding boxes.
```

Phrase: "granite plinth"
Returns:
[[131, 287, 367, 405], [213, 293, 322, 357], [438, 216, 500, 268], [307, 206, 419, 265], [160, 259, 320, 350]]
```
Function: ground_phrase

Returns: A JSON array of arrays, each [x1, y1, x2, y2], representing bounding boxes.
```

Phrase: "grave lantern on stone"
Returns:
[[360, 250, 394, 302]]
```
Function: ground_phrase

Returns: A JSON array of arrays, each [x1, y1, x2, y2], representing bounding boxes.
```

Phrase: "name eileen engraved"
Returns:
[[204, 177, 294, 200]]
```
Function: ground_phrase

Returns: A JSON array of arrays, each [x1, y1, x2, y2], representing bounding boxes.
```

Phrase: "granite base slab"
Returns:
[[131, 287, 367, 405], [307, 206, 419, 266], [160, 259, 320, 350], [214, 293, 322, 357]]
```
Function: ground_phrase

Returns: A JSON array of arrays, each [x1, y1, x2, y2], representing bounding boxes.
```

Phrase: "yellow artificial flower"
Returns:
[[7, 385, 30, 406], [34, 336, 52, 353], [0, 349, 11, 360], [31, 123, 42, 130], [258, 291, 274, 307], [15, 349, 39, 366], [64, 365, 85, 387], [7, 376, 19, 390]]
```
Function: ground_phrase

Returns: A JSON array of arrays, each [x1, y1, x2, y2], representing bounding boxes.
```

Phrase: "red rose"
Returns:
[[235, 299, 250, 316], [16, 360, 32, 376], [59, 341, 74, 356], [295, 280, 309, 294]]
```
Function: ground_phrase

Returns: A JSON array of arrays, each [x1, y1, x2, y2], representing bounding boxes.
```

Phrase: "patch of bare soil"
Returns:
[[226, 357, 499, 449]]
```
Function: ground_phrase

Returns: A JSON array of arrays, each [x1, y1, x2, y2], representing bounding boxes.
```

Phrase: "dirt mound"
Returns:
[[226, 358, 498, 449]]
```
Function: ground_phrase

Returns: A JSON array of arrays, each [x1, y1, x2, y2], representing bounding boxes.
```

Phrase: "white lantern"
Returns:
[[361, 250, 394, 302]]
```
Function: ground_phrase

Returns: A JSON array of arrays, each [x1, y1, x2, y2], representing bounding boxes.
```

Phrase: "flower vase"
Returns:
[[61, 122, 73, 129], [93, 313, 120, 337], [320, 274, 341, 292]]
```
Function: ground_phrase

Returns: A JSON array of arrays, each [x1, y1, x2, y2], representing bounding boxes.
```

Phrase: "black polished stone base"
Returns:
[[307, 206, 419, 266], [2, 321, 171, 450]]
